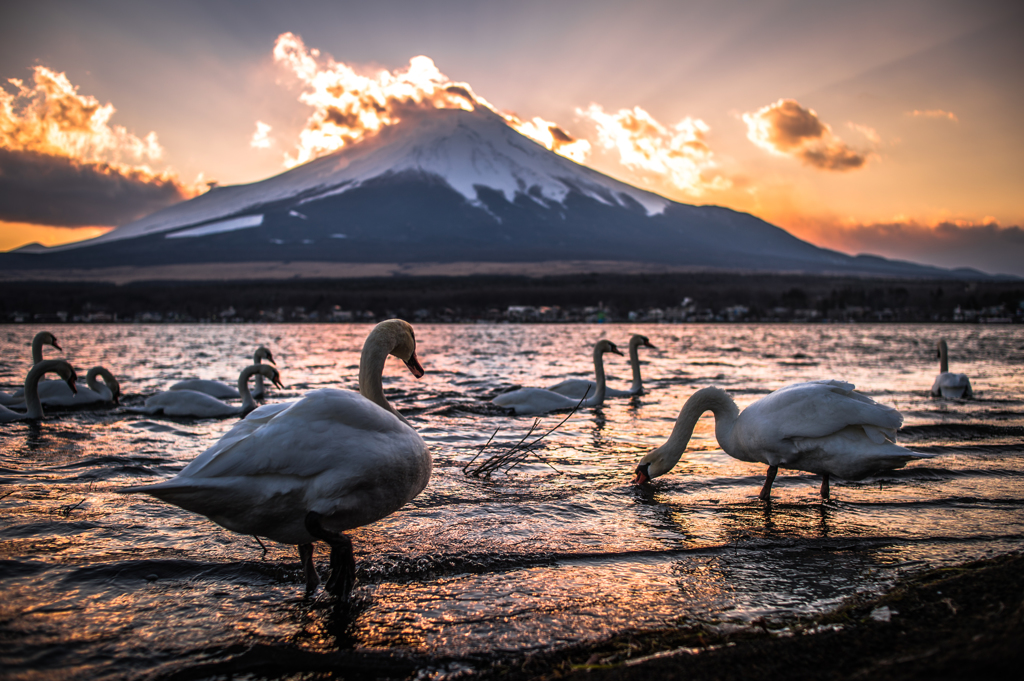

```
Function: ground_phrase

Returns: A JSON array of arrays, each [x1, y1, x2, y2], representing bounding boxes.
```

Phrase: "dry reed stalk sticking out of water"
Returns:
[[463, 389, 588, 478]]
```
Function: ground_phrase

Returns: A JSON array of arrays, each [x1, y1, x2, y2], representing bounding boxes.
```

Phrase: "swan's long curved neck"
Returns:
[[359, 332, 410, 424], [86, 367, 117, 396], [31, 334, 49, 365], [585, 345, 610, 406], [937, 340, 949, 373], [628, 339, 644, 392], [649, 387, 740, 475], [237, 366, 262, 413], [22, 361, 60, 419]]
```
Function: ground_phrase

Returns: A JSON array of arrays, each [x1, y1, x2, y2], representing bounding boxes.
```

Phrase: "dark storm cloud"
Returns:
[[0, 148, 189, 227]]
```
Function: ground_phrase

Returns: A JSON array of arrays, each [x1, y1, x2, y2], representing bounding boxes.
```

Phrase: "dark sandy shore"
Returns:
[[481, 552, 1023, 681]]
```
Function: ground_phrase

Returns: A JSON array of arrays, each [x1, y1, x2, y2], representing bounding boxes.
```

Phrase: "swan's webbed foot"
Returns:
[[299, 543, 320, 595], [759, 465, 778, 501], [820, 474, 831, 500], [304, 511, 356, 600]]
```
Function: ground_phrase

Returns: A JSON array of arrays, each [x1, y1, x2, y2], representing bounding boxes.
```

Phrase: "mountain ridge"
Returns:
[[2, 106, 1006, 280]]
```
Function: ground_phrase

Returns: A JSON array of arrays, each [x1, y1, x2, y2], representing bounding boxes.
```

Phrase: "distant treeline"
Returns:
[[3, 272, 1023, 323]]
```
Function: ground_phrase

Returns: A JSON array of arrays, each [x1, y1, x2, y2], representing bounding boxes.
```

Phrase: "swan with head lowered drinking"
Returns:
[[0, 360, 78, 423], [134, 364, 282, 418], [931, 339, 972, 399], [493, 340, 623, 415], [548, 334, 655, 399], [118, 319, 430, 599], [632, 380, 930, 499], [0, 331, 62, 406], [168, 346, 276, 400]]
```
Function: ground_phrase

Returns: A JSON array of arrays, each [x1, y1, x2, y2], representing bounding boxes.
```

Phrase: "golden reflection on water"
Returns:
[[0, 323, 1022, 676]]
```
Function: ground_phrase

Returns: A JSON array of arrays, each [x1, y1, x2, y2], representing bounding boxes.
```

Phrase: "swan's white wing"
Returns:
[[36, 381, 109, 406], [493, 387, 580, 415], [143, 390, 238, 417], [933, 372, 972, 399], [548, 379, 632, 399], [177, 389, 418, 480], [168, 379, 240, 399], [745, 381, 902, 443]]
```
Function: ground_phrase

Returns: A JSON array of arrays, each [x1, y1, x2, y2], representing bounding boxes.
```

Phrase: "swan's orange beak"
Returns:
[[632, 463, 650, 485], [52, 338, 62, 352], [405, 352, 425, 379], [65, 369, 78, 395]]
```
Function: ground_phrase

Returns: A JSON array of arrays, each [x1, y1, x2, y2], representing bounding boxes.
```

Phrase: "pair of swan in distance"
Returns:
[[931, 339, 972, 399], [169, 346, 276, 399], [634, 379, 930, 499], [0, 331, 121, 409], [0, 360, 79, 423], [493, 340, 623, 415], [121, 320, 431, 598], [547, 334, 655, 399], [134, 364, 283, 418], [493, 333, 654, 416]]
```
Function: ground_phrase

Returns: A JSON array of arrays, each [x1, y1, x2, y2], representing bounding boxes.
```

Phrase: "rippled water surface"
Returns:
[[1, 323, 1022, 679]]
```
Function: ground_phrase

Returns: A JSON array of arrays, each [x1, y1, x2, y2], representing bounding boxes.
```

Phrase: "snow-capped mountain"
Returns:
[[2, 106, 983, 278]]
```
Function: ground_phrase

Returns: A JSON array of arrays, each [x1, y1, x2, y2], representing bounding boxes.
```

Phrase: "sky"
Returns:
[[1, 0, 1022, 275]]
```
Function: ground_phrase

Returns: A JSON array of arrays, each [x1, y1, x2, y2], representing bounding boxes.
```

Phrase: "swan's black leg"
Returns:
[[820, 474, 830, 499], [305, 511, 356, 600], [298, 543, 319, 595], [759, 465, 778, 501]]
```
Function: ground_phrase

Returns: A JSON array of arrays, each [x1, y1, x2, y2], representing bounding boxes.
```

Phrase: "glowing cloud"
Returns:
[[269, 32, 590, 167], [578, 104, 727, 196], [783, 216, 1024, 276], [907, 109, 959, 123], [0, 66, 195, 227], [743, 99, 868, 171], [250, 121, 274, 149]]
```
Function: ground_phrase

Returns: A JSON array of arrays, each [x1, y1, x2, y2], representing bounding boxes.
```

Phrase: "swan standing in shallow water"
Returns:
[[136, 365, 282, 418], [169, 346, 275, 400], [633, 380, 930, 499], [0, 331, 62, 405], [120, 320, 430, 599], [548, 334, 655, 398], [0, 360, 78, 423], [493, 340, 623, 415], [931, 339, 973, 399]]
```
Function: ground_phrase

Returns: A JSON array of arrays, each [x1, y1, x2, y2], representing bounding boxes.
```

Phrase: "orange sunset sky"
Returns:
[[1, 0, 1022, 275]]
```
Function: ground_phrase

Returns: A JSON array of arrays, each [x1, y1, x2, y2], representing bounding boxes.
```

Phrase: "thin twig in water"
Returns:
[[253, 535, 268, 559], [464, 387, 589, 478], [56, 498, 86, 517]]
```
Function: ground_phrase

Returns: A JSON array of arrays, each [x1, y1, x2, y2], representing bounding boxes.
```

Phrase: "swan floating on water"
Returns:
[[119, 319, 430, 599], [134, 364, 281, 418], [31, 366, 121, 407], [548, 334, 655, 398], [0, 360, 78, 423], [633, 379, 930, 499], [168, 346, 275, 400], [931, 339, 972, 399], [0, 331, 62, 406], [493, 340, 623, 415]]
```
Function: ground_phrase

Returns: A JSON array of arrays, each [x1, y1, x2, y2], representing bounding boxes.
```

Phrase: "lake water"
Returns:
[[1, 323, 1022, 679]]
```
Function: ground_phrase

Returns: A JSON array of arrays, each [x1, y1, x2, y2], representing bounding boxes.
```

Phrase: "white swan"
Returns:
[[119, 319, 430, 599], [0, 360, 78, 423], [931, 339, 972, 399], [548, 334, 655, 398], [632, 380, 930, 499], [135, 364, 282, 418], [168, 346, 275, 400], [31, 366, 121, 407], [493, 340, 623, 415], [0, 331, 62, 405]]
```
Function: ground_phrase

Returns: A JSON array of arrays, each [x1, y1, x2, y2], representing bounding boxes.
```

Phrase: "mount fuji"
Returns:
[[1, 106, 980, 278]]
